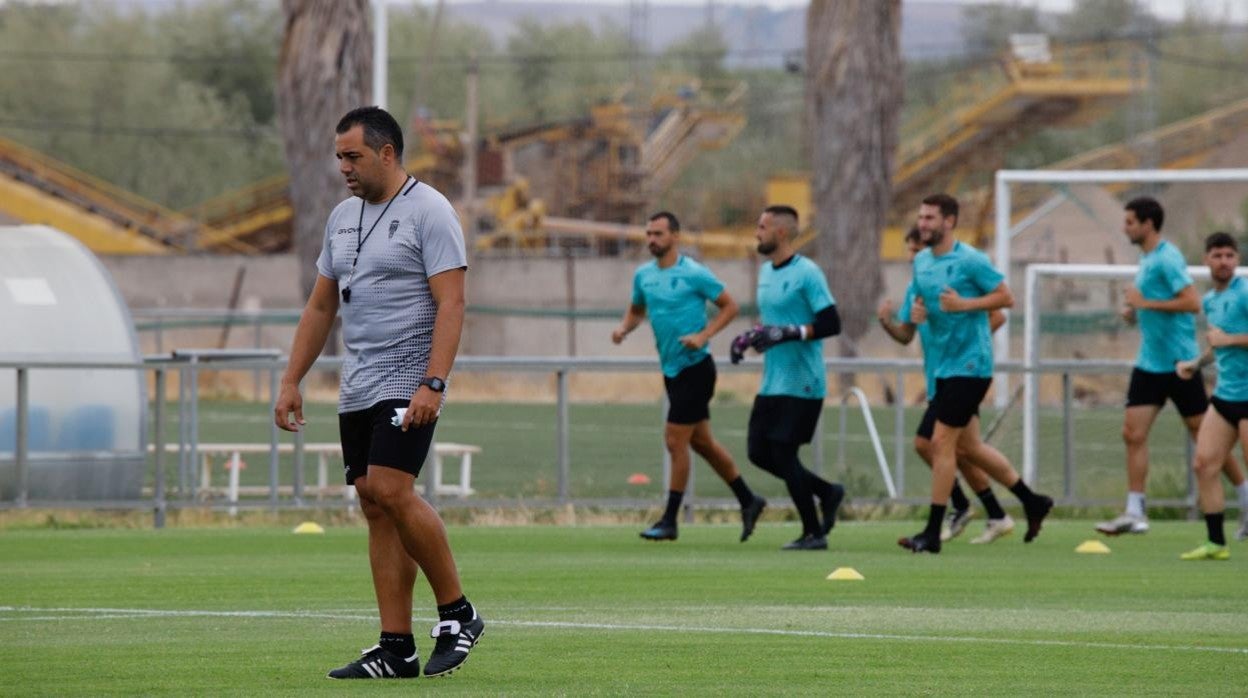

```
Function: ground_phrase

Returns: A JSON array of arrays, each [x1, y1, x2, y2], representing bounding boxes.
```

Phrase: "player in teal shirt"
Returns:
[[878, 227, 1011, 544], [896, 194, 1052, 554], [613, 211, 765, 543], [1175, 232, 1248, 558], [1099, 197, 1247, 537], [730, 205, 844, 551]]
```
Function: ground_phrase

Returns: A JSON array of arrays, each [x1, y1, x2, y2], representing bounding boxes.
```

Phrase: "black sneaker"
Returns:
[[898, 530, 941, 554], [327, 644, 420, 679], [820, 484, 846, 536], [740, 496, 767, 542], [1024, 494, 1054, 543], [781, 533, 828, 550], [640, 521, 678, 541], [424, 610, 485, 677]]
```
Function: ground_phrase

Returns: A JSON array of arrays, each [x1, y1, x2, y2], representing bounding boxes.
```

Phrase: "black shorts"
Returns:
[[338, 398, 437, 485], [748, 394, 823, 446], [931, 377, 991, 429], [664, 355, 716, 425], [916, 402, 938, 441], [1126, 368, 1207, 417], [1211, 396, 1248, 426]]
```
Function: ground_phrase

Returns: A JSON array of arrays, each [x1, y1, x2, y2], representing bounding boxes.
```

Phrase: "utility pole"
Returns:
[[461, 55, 479, 239]]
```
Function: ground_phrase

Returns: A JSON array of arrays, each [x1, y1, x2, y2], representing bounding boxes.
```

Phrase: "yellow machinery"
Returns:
[[0, 135, 250, 254]]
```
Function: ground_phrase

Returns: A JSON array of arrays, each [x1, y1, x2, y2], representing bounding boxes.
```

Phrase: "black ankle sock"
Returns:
[[926, 504, 947, 537], [1206, 512, 1226, 546], [728, 476, 754, 508], [437, 596, 475, 623], [662, 490, 683, 525], [976, 488, 1007, 519], [950, 482, 970, 512], [1008, 480, 1038, 507], [379, 631, 416, 657]]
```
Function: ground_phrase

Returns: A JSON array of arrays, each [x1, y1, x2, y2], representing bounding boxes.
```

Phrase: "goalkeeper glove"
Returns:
[[749, 324, 804, 352], [729, 327, 762, 364]]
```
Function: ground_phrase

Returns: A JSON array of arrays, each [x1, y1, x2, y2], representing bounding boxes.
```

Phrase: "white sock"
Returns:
[[1236, 482, 1248, 508], [1126, 491, 1146, 518]]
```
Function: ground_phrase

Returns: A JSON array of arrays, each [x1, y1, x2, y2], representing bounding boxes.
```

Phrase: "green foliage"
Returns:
[[0, 1, 283, 209]]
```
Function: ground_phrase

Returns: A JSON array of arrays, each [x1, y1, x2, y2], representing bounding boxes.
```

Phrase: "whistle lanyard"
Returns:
[[341, 177, 412, 303]]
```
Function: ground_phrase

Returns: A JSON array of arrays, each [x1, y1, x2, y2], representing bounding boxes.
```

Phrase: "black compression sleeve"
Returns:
[[811, 305, 841, 339]]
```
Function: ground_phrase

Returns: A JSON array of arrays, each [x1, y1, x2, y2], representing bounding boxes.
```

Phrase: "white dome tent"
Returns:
[[0, 225, 145, 501]]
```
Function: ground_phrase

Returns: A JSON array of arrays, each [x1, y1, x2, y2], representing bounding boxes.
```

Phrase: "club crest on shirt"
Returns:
[[388, 219, 400, 239]]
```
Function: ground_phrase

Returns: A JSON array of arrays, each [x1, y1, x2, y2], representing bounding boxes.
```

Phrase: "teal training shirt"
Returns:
[[630, 256, 725, 378], [1135, 240, 1198, 373], [896, 285, 937, 400], [899, 241, 1003, 380], [756, 254, 835, 398], [1203, 277, 1248, 401]]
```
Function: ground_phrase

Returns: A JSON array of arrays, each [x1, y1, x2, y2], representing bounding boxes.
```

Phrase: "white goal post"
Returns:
[[994, 168, 1248, 483]]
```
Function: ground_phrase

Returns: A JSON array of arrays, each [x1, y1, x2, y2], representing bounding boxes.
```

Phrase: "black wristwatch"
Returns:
[[420, 376, 446, 393]]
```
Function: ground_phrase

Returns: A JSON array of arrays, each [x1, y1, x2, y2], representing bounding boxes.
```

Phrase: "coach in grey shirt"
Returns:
[[276, 107, 483, 680]]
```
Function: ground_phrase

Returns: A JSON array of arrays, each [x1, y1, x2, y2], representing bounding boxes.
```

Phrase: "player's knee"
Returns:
[[747, 440, 768, 469], [356, 489, 386, 520], [664, 430, 691, 454], [1193, 453, 1222, 478], [1122, 423, 1147, 447], [913, 437, 933, 463]]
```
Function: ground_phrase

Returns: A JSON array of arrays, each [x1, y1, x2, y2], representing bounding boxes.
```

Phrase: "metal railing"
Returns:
[[1, 354, 1204, 525]]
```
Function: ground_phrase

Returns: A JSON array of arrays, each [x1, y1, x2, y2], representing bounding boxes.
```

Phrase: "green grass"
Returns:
[[153, 398, 1207, 505], [2, 522, 1247, 695]]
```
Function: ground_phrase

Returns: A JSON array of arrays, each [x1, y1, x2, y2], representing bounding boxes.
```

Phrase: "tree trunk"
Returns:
[[805, 0, 902, 388], [277, 0, 372, 300]]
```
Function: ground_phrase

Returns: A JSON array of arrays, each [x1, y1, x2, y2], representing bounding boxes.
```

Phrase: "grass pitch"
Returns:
[[2, 520, 1246, 695]]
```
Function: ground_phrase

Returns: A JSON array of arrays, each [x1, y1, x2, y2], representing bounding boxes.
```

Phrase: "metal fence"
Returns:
[[3, 352, 1204, 527]]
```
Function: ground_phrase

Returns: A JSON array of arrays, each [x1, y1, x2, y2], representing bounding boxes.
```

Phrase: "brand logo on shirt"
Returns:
[[336, 227, 357, 236], [388, 219, 400, 239]]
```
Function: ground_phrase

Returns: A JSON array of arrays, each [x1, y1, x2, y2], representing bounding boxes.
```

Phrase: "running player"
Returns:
[[1097, 197, 1248, 537], [613, 211, 767, 542], [730, 205, 845, 551], [878, 226, 1014, 543], [897, 194, 1053, 554], [1175, 232, 1248, 559]]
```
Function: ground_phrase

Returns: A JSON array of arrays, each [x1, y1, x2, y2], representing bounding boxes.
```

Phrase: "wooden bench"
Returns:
[[151, 441, 481, 504]]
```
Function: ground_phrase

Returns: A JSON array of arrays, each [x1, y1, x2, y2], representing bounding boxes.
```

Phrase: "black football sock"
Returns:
[[379, 631, 416, 658], [925, 504, 947, 538], [950, 481, 970, 512], [661, 490, 683, 525], [1206, 512, 1226, 546], [1009, 479, 1041, 508], [728, 476, 755, 508], [437, 596, 475, 623], [976, 488, 1008, 519]]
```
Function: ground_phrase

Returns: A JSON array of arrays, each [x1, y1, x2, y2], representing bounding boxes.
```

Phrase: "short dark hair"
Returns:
[[648, 211, 680, 232], [905, 225, 921, 243], [764, 205, 799, 226], [1125, 196, 1164, 231], [1206, 231, 1238, 253], [336, 106, 404, 159], [921, 193, 959, 221]]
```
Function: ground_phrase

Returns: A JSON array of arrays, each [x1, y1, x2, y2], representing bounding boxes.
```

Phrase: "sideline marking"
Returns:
[[2, 606, 1245, 656]]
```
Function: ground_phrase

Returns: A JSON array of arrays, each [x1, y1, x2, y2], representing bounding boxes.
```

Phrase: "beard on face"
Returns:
[[757, 240, 777, 255], [648, 242, 670, 258]]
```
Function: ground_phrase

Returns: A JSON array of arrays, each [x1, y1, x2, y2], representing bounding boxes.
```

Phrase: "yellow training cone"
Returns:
[[1075, 540, 1110, 554], [826, 567, 865, 581], [293, 521, 325, 534]]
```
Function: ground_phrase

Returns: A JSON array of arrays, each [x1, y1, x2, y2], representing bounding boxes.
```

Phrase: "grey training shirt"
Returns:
[[316, 178, 467, 413]]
